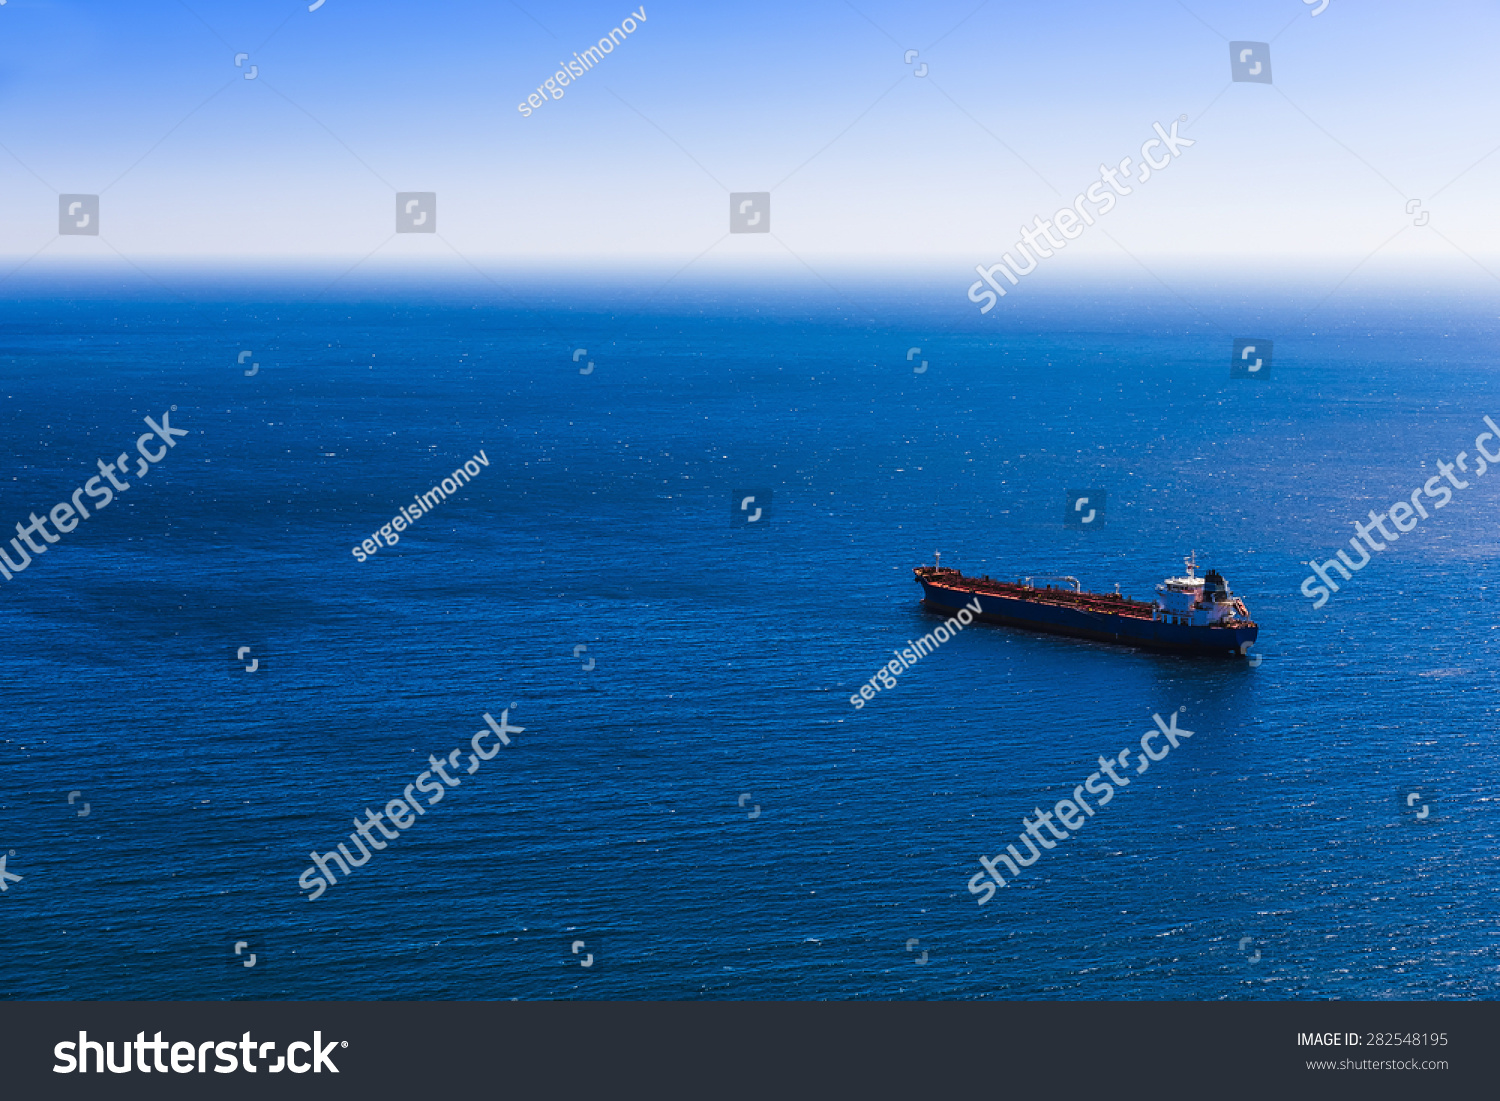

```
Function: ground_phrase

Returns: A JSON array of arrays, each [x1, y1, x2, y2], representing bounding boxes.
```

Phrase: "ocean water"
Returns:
[[3, 272, 1498, 1000]]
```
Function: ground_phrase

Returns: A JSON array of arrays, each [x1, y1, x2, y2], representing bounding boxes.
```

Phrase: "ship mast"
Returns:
[[1184, 550, 1197, 578], [935, 551, 940, 571]]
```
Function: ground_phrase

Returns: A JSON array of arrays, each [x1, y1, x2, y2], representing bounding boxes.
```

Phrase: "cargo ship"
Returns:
[[914, 552, 1258, 656]]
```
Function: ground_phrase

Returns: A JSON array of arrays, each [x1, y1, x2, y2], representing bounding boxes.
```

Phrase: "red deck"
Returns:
[[914, 566, 1157, 621]]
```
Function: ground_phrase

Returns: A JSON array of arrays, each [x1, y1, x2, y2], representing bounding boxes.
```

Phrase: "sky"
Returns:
[[1, 0, 1499, 283]]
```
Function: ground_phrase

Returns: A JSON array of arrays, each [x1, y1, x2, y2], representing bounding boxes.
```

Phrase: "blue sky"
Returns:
[[1, 0, 1498, 280]]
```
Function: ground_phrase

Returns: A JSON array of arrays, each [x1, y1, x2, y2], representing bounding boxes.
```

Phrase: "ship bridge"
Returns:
[[1154, 553, 1251, 627]]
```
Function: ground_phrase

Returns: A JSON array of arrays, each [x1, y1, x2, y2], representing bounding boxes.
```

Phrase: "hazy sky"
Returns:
[[1, 0, 1498, 281]]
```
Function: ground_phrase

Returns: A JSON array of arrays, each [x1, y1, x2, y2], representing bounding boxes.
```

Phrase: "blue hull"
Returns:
[[920, 578, 1257, 656]]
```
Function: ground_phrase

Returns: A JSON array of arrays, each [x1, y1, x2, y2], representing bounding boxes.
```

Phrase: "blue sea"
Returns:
[[3, 269, 1498, 1000]]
